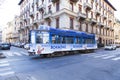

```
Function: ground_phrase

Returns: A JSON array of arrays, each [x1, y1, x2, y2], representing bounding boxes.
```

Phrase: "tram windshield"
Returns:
[[36, 31, 49, 44]]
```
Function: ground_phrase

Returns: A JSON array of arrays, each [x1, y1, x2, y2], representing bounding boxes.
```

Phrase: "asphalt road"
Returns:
[[0, 46, 120, 80]]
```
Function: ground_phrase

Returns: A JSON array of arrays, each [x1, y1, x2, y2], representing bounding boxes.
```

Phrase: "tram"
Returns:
[[28, 25, 97, 56]]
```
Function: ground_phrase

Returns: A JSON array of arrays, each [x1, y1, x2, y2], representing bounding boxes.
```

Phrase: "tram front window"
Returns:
[[36, 31, 49, 44]]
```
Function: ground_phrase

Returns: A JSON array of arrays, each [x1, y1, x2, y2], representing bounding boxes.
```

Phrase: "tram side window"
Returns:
[[51, 35, 61, 44], [66, 36, 74, 44], [36, 34, 43, 43], [43, 33, 49, 44], [83, 39, 94, 44], [75, 37, 81, 44], [61, 36, 74, 44]]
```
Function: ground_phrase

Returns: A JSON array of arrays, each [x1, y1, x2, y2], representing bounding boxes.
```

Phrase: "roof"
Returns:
[[18, 0, 24, 5], [104, 0, 117, 11], [38, 25, 95, 38]]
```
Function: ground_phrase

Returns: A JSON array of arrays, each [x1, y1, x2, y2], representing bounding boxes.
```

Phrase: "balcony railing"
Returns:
[[90, 18, 97, 25], [102, 15, 107, 20], [38, 4, 45, 12], [104, 25, 109, 30], [98, 22, 104, 27], [29, 12, 34, 18], [108, 18, 112, 22], [77, 12, 86, 21], [51, 0, 59, 3], [44, 10, 52, 21], [84, 2, 92, 11], [95, 10, 101, 16], [70, 0, 79, 3]]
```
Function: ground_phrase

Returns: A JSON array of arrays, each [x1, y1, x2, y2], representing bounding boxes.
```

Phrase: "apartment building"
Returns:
[[18, 0, 116, 45], [114, 19, 120, 45], [4, 16, 20, 43]]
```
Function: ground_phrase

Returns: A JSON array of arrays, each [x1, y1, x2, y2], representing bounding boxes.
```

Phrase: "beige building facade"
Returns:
[[18, 0, 116, 46], [114, 19, 120, 45], [3, 16, 20, 43]]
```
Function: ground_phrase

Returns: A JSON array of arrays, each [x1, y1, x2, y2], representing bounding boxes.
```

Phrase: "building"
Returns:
[[18, 0, 116, 45], [3, 16, 20, 43], [114, 19, 120, 45], [0, 30, 2, 43]]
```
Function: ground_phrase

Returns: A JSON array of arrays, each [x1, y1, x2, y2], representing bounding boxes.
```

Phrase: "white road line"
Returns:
[[0, 68, 12, 72], [111, 57, 120, 61], [94, 54, 111, 58], [102, 55, 116, 59], [20, 51, 28, 56], [0, 71, 15, 76], [0, 61, 8, 64], [0, 63, 10, 67], [13, 52, 22, 56], [5, 52, 14, 56]]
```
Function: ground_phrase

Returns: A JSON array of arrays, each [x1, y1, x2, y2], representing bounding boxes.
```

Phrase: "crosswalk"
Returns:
[[90, 53, 120, 61], [1, 51, 28, 57], [0, 60, 15, 77]]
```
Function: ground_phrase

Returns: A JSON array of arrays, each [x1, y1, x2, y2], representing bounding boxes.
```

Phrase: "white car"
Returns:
[[104, 44, 116, 50], [24, 44, 30, 50]]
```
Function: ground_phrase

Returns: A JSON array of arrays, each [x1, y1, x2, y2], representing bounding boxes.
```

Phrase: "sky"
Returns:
[[0, 0, 119, 30], [109, 0, 120, 19], [0, 0, 20, 29]]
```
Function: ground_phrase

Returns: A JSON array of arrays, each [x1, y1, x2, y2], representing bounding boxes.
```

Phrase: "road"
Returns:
[[0, 46, 120, 80]]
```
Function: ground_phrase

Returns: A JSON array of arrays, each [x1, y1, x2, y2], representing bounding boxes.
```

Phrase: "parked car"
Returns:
[[104, 44, 116, 50], [0, 43, 11, 50], [24, 43, 30, 50]]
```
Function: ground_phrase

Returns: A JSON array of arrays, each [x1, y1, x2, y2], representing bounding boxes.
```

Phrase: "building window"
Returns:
[[78, 4, 82, 12], [56, 17, 59, 28], [56, 2, 60, 11], [70, 2, 73, 11], [42, 0, 44, 4], [48, 21, 51, 26], [70, 17, 74, 29], [48, 5, 51, 13]]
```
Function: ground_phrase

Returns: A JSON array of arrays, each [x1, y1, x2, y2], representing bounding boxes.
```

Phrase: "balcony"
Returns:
[[98, 22, 104, 27], [44, 10, 52, 21], [84, 2, 92, 11], [109, 27, 114, 31], [90, 18, 97, 25], [77, 12, 86, 21], [102, 15, 107, 20], [33, 19, 39, 25], [35, 0, 39, 4], [51, 0, 59, 3], [104, 25, 109, 30], [23, 17, 28, 22], [85, 18, 90, 23], [70, 0, 79, 3], [29, 12, 34, 18], [108, 18, 112, 22], [95, 10, 101, 16], [38, 4, 45, 12]]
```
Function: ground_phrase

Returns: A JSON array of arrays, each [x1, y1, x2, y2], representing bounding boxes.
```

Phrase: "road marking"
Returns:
[[0, 71, 15, 76], [102, 55, 116, 59], [111, 57, 120, 61], [0, 63, 10, 67], [94, 54, 111, 58], [0, 67, 12, 72], [20, 51, 28, 56], [5, 52, 14, 56], [0, 61, 8, 64], [13, 52, 22, 56]]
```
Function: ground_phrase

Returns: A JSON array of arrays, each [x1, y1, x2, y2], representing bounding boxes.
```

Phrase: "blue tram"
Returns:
[[28, 25, 97, 56]]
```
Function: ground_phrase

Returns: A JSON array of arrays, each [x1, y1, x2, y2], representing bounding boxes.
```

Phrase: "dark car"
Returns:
[[0, 43, 11, 50]]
